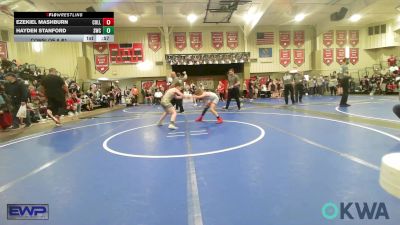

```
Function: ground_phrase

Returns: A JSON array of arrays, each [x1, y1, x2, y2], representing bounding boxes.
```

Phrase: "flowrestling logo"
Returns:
[[7, 204, 49, 220], [321, 201, 389, 220]]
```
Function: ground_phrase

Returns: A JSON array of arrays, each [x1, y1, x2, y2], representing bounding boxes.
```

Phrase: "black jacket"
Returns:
[[5, 80, 28, 106]]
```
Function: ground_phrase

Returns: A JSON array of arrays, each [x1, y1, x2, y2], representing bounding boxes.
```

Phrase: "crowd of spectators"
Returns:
[[0, 58, 129, 131], [242, 66, 399, 101], [358, 70, 399, 95], [2, 55, 399, 130]]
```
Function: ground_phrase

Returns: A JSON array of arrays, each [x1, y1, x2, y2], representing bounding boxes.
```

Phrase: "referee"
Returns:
[[339, 60, 351, 107], [293, 71, 304, 103], [393, 75, 400, 119], [282, 72, 295, 105], [224, 68, 241, 110]]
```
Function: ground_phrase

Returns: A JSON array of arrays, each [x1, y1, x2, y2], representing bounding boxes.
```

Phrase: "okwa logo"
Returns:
[[321, 202, 390, 220]]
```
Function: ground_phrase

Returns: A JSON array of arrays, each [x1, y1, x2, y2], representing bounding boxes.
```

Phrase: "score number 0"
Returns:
[[103, 18, 114, 26]]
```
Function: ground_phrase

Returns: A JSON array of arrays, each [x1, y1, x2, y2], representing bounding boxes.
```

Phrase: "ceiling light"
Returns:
[[349, 14, 361, 22], [294, 13, 305, 22], [128, 15, 138, 23], [98, 77, 109, 81], [187, 14, 197, 24], [243, 6, 257, 24], [243, 12, 255, 23]]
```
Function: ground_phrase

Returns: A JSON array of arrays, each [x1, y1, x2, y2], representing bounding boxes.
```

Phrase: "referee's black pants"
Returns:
[[225, 87, 241, 109], [284, 84, 295, 104], [175, 99, 184, 112], [393, 104, 400, 119], [295, 83, 303, 103], [340, 85, 349, 106]]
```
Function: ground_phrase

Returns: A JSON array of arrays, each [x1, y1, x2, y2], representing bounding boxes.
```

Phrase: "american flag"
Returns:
[[256, 32, 274, 45]]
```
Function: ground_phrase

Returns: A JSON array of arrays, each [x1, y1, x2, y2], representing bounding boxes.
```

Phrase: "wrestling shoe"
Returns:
[[168, 124, 178, 130]]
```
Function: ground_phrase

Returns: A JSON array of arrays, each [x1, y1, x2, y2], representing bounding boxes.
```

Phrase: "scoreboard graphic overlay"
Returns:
[[14, 12, 114, 42]]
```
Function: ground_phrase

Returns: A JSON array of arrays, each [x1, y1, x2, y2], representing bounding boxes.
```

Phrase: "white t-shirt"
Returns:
[[154, 91, 163, 98], [261, 84, 267, 92]]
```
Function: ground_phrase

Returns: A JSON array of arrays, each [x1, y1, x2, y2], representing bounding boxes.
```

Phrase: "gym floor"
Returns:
[[0, 95, 399, 225]]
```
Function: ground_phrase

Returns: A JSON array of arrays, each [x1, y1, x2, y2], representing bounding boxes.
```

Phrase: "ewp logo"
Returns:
[[321, 201, 389, 220], [7, 204, 49, 220]]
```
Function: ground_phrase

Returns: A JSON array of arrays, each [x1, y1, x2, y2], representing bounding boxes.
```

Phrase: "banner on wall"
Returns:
[[93, 42, 108, 53], [279, 31, 290, 48], [336, 30, 347, 47], [280, 49, 291, 67], [323, 30, 334, 47], [259, 77, 267, 85], [293, 49, 305, 66], [294, 30, 305, 48], [156, 80, 168, 90], [226, 32, 238, 49], [95, 54, 109, 74], [336, 48, 346, 64], [256, 32, 274, 45], [0, 41, 8, 59], [174, 32, 187, 51], [349, 30, 359, 47], [211, 32, 223, 50], [148, 33, 161, 52], [349, 48, 359, 65], [323, 48, 334, 66], [141, 80, 154, 90], [190, 32, 202, 51], [109, 43, 144, 64]]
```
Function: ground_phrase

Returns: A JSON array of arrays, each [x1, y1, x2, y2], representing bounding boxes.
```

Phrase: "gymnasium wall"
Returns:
[[314, 26, 377, 77], [86, 26, 244, 80], [249, 25, 314, 73], [4, 30, 81, 76], [374, 47, 400, 66], [168, 26, 244, 54], [85, 27, 167, 80], [2, 21, 400, 83], [365, 19, 400, 49]]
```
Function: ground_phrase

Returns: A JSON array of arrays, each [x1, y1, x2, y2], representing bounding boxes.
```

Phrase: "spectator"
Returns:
[[4, 72, 31, 129], [66, 92, 80, 116], [29, 94, 46, 123], [81, 95, 93, 111], [154, 89, 163, 105], [242, 80, 248, 99], [388, 55, 397, 67], [160, 85, 165, 93], [131, 85, 139, 106], [68, 81, 80, 94], [0, 83, 13, 129], [115, 87, 122, 104], [144, 88, 153, 105], [276, 79, 283, 97], [329, 76, 338, 96], [254, 78, 259, 99], [108, 87, 115, 108], [216, 81, 225, 102], [248, 79, 255, 102]]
